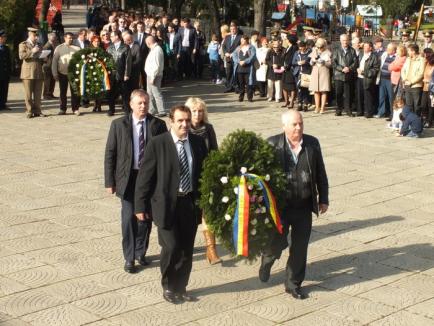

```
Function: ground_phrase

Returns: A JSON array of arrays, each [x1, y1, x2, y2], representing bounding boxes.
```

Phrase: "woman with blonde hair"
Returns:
[[309, 38, 332, 113], [388, 44, 407, 101], [184, 97, 221, 265], [219, 24, 230, 81]]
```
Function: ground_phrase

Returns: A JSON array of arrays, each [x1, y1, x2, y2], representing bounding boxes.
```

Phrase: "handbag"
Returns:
[[300, 73, 311, 88], [273, 67, 284, 74]]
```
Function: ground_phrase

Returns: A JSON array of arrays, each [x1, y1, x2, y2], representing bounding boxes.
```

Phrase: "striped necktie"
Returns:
[[138, 121, 145, 167], [178, 139, 191, 192]]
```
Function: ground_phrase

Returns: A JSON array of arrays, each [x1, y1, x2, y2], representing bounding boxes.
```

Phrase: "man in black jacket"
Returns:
[[105, 89, 167, 273], [176, 18, 197, 79], [259, 110, 329, 300], [135, 105, 208, 304], [123, 31, 143, 109], [107, 30, 132, 116], [223, 21, 242, 92], [332, 34, 358, 116]]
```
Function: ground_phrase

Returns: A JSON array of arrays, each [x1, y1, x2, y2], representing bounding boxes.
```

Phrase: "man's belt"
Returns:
[[177, 191, 192, 197]]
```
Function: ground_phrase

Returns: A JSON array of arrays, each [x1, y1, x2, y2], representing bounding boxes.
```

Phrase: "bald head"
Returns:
[[282, 110, 303, 143], [340, 34, 349, 48], [145, 35, 156, 48]]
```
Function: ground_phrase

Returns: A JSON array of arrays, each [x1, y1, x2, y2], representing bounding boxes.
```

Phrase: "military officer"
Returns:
[[0, 30, 11, 111], [19, 27, 45, 118], [420, 31, 434, 51], [400, 30, 411, 49]]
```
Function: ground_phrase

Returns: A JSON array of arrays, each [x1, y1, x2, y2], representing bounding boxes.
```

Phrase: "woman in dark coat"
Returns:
[[185, 97, 221, 265], [266, 40, 285, 102], [292, 41, 312, 111], [281, 35, 298, 108]]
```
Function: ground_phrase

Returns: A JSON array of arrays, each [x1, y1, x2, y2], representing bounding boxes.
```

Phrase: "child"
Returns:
[[388, 97, 404, 130], [207, 34, 222, 84], [398, 106, 423, 137]]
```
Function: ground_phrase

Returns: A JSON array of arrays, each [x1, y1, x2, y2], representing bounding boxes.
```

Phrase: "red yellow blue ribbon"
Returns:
[[96, 58, 111, 91], [79, 61, 87, 97], [233, 173, 282, 257]]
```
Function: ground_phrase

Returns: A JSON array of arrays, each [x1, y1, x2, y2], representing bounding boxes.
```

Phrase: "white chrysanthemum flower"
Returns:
[[265, 174, 270, 181], [261, 206, 267, 213], [233, 187, 238, 195], [221, 196, 229, 203], [224, 214, 231, 221], [81, 55, 85, 59], [264, 218, 270, 224], [93, 72, 96, 75], [75, 71, 79, 75], [76, 64, 79, 68], [240, 167, 247, 174], [248, 185, 253, 190], [250, 219, 257, 225], [220, 176, 228, 184], [250, 229, 257, 236], [90, 66, 94, 69]]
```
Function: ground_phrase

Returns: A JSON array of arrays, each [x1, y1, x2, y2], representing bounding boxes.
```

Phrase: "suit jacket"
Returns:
[[223, 34, 242, 55], [167, 32, 181, 55], [107, 42, 132, 81], [42, 41, 55, 74], [19, 41, 44, 80], [73, 39, 90, 49], [267, 133, 329, 216], [0, 44, 11, 80], [362, 53, 380, 89], [128, 42, 143, 80], [177, 27, 197, 51], [134, 132, 208, 229], [104, 113, 168, 199]]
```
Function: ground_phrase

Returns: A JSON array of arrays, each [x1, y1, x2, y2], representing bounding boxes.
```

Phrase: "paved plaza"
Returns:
[[1, 6, 434, 326]]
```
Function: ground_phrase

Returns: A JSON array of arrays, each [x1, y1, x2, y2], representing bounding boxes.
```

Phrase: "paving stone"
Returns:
[[280, 310, 363, 326], [369, 310, 434, 326], [20, 304, 100, 326], [405, 298, 434, 320]]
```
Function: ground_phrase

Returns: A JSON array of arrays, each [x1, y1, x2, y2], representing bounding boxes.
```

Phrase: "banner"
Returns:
[[35, 0, 63, 25]]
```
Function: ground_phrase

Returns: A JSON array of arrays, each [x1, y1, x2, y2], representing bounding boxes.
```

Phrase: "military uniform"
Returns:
[[418, 31, 434, 51], [400, 30, 412, 49], [0, 31, 11, 110], [19, 28, 44, 117]]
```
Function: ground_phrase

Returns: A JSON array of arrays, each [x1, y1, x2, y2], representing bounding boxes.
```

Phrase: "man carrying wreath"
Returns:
[[259, 110, 329, 300]]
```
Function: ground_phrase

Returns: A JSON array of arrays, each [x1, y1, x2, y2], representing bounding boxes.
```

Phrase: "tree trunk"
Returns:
[[254, 0, 266, 35], [206, 0, 221, 36]]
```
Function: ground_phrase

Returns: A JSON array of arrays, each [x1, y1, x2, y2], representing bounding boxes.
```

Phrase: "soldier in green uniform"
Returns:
[[400, 30, 412, 49], [420, 31, 434, 51]]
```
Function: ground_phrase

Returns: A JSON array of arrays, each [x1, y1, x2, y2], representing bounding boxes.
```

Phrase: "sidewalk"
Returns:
[[0, 6, 434, 326]]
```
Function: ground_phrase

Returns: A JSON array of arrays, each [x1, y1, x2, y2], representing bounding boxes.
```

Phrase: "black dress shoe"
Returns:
[[365, 114, 373, 118], [124, 261, 135, 273], [356, 112, 364, 117], [107, 110, 114, 116], [223, 88, 234, 93], [286, 287, 307, 300], [385, 117, 392, 121], [258, 255, 274, 282], [346, 112, 354, 117], [176, 292, 198, 302], [136, 255, 150, 266], [163, 290, 181, 304], [335, 111, 342, 116]]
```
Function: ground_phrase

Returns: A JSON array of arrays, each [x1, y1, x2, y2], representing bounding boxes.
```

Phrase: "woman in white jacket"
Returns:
[[255, 37, 269, 98]]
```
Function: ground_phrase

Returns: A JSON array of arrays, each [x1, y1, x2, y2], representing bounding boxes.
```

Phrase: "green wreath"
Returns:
[[67, 47, 116, 100], [199, 130, 287, 261]]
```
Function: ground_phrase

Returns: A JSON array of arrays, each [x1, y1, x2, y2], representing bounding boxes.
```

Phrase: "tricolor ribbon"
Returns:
[[233, 173, 283, 257], [79, 56, 111, 97], [96, 58, 111, 91], [79, 61, 87, 97]]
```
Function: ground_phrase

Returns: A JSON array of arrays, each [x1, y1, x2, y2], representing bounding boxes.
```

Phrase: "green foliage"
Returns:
[[0, 0, 35, 49], [374, 0, 423, 18], [199, 130, 287, 261], [67, 47, 116, 100]]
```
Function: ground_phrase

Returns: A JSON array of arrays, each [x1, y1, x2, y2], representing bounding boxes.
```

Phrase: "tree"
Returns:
[[253, 0, 266, 35]]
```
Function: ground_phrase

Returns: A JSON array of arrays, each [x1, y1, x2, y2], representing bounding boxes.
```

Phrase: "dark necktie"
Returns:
[[138, 121, 145, 167], [178, 140, 191, 192]]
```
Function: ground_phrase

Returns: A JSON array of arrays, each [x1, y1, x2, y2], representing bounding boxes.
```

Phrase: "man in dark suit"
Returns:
[[123, 31, 143, 109], [73, 28, 90, 49], [135, 105, 208, 304], [105, 89, 167, 273], [0, 30, 11, 111], [107, 30, 132, 116], [176, 18, 197, 79], [134, 21, 148, 89], [223, 21, 242, 92], [42, 33, 57, 100], [166, 23, 180, 81], [259, 110, 329, 300]]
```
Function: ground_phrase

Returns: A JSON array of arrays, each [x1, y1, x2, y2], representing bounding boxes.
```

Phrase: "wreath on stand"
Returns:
[[67, 47, 116, 100], [199, 130, 288, 261]]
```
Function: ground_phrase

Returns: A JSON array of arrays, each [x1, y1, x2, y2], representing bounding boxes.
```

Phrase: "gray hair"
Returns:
[[130, 89, 149, 102], [281, 110, 303, 126]]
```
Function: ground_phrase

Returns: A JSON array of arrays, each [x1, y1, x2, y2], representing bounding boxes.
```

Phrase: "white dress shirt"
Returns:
[[182, 28, 190, 47], [169, 32, 175, 50], [132, 115, 147, 170], [170, 130, 193, 192]]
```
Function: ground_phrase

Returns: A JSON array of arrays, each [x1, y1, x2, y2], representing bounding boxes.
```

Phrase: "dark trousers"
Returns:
[[364, 82, 376, 117], [126, 75, 140, 111], [210, 59, 220, 80], [421, 91, 433, 125], [262, 206, 312, 290], [334, 79, 352, 114], [257, 81, 267, 97], [356, 78, 365, 115], [0, 79, 9, 109], [166, 54, 178, 81], [225, 60, 236, 90], [108, 78, 129, 113], [178, 48, 193, 78], [405, 87, 422, 116], [158, 194, 198, 293], [238, 72, 253, 100], [193, 53, 204, 78], [378, 78, 393, 117], [43, 69, 55, 97], [298, 86, 310, 104], [59, 73, 79, 112]]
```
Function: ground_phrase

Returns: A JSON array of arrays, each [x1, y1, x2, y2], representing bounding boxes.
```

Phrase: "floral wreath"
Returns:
[[67, 47, 116, 100], [199, 130, 287, 261]]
